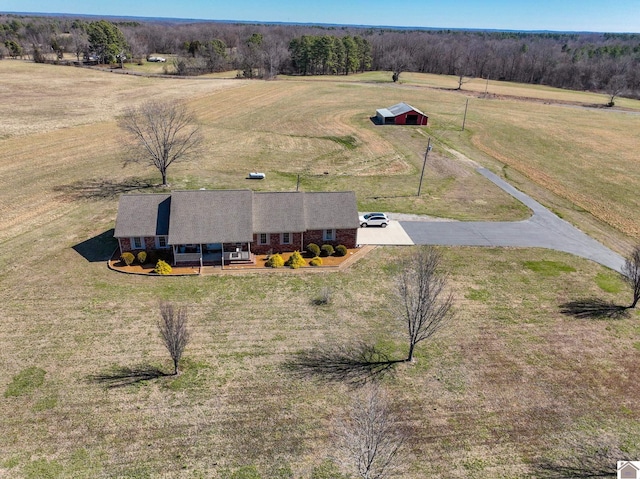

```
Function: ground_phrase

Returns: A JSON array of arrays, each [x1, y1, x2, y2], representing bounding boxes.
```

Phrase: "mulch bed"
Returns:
[[108, 246, 374, 276]]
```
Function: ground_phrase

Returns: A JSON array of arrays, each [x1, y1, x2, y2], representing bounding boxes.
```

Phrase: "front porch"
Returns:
[[172, 243, 255, 267]]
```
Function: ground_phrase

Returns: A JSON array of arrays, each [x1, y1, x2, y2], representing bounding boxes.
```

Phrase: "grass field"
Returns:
[[1, 60, 640, 478]]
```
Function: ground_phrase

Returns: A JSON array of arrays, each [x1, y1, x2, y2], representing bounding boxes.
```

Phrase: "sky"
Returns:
[[2, 0, 640, 33]]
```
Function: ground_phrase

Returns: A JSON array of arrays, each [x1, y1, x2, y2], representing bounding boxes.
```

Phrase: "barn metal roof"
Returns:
[[376, 102, 427, 118]]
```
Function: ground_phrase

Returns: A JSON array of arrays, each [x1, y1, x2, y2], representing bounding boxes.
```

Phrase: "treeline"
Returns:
[[289, 35, 371, 75], [1, 13, 639, 98]]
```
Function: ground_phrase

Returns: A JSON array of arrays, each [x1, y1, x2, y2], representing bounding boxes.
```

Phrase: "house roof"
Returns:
[[114, 193, 171, 238], [115, 189, 358, 244], [376, 102, 427, 118], [304, 191, 359, 230], [253, 192, 306, 233], [168, 190, 254, 244]]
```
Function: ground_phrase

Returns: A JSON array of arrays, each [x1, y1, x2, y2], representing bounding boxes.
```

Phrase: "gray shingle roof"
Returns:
[[115, 189, 358, 244], [253, 192, 306, 233], [114, 193, 171, 238], [168, 190, 253, 244], [304, 191, 359, 230]]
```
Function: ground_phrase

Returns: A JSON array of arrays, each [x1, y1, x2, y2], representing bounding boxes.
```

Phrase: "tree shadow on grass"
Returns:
[[54, 177, 156, 200], [365, 194, 415, 200], [559, 298, 629, 319], [285, 342, 403, 386], [88, 365, 170, 389], [530, 437, 628, 478], [531, 459, 616, 478]]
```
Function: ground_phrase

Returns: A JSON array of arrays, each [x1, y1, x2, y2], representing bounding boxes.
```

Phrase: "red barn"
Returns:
[[375, 102, 428, 126]]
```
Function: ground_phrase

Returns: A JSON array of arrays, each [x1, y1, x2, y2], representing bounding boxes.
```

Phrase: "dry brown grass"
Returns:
[[1, 62, 640, 478]]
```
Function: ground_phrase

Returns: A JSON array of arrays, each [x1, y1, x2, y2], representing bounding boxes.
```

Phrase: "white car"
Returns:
[[359, 212, 389, 227]]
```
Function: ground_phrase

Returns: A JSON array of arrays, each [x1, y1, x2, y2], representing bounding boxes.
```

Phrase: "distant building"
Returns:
[[375, 102, 428, 126]]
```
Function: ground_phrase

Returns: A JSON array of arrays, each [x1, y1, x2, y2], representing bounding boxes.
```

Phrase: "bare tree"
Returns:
[[119, 100, 202, 186], [158, 302, 190, 375], [605, 74, 627, 107], [382, 46, 413, 83], [336, 385, 406, 479], [395, 246, 453, 362], [623, 244, 640, 309]]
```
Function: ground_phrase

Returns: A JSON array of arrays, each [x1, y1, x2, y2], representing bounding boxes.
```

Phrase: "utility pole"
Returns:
[[462, 98, 469, 131], [417, 138, 432, 196]]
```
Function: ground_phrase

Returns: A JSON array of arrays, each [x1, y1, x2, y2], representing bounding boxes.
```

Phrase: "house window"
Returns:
[[132, 237, 143, 249], [323, 229, 335, 241], [258, 233, 270, 245], [281, 232, 291, 245], [156, 236, 168, 249]]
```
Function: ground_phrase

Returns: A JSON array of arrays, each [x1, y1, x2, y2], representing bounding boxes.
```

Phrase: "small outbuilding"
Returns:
[[375, 102, 428, 126]]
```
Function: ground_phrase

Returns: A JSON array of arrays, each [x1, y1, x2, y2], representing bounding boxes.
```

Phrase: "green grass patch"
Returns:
[[320, 135, 358, 150], [23, 458, 63, 479], [595, 271, 625, 293], [165, 358, 213, 391], [33, 395, 58, 412], [523, 260, 576, 276], [2, 456, 21, 469], [4, 367, 46, 397], [465, 288, 491, 301]]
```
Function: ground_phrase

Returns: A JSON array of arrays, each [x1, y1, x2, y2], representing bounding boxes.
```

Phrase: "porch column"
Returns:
[[221, 244, 225, 269]]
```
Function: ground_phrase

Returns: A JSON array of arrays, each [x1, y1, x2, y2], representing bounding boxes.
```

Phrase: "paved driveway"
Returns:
[[360, 167, 626, 273], [356, 220, 414, 245]]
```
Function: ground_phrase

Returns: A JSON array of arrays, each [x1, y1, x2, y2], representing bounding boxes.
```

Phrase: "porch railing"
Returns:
[[174, 252, 202, 263]]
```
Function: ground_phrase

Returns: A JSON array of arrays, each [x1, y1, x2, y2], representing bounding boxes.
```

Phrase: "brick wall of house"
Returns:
[[118, 236, 158, 253], [336, 229, 358, 248], [251, 232, 304, 255], [119, 237, 131, 252], [304, 229, 357, 249], [118, 230, 357, 256]]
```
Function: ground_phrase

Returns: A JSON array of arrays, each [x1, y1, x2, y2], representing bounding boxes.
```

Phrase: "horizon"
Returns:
[[1, 10, 631, 35], [1, 0, 639, 34]]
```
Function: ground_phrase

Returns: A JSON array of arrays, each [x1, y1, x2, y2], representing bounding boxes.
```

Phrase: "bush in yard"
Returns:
[[306, 243, 321, 257], [321, 244, 334, 257], [137, 251, 147, 264], [154, 259, 172, 275], [309, 256, 323, 267], [121, 252, 135, 266], [266, 253, 284, 268], [335, 245, 348, 256], [286, 251, 306, 269]]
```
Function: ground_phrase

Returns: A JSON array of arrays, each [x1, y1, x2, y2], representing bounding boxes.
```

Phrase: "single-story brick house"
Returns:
[[114, 190, 359, 265], [375, 102, 428, 126]]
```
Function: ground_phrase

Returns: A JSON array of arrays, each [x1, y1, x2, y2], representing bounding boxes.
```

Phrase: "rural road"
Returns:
[[357, 167, 627, 273]]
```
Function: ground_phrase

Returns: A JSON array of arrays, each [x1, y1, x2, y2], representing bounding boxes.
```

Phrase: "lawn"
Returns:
[[0, 61, 639, 478]]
